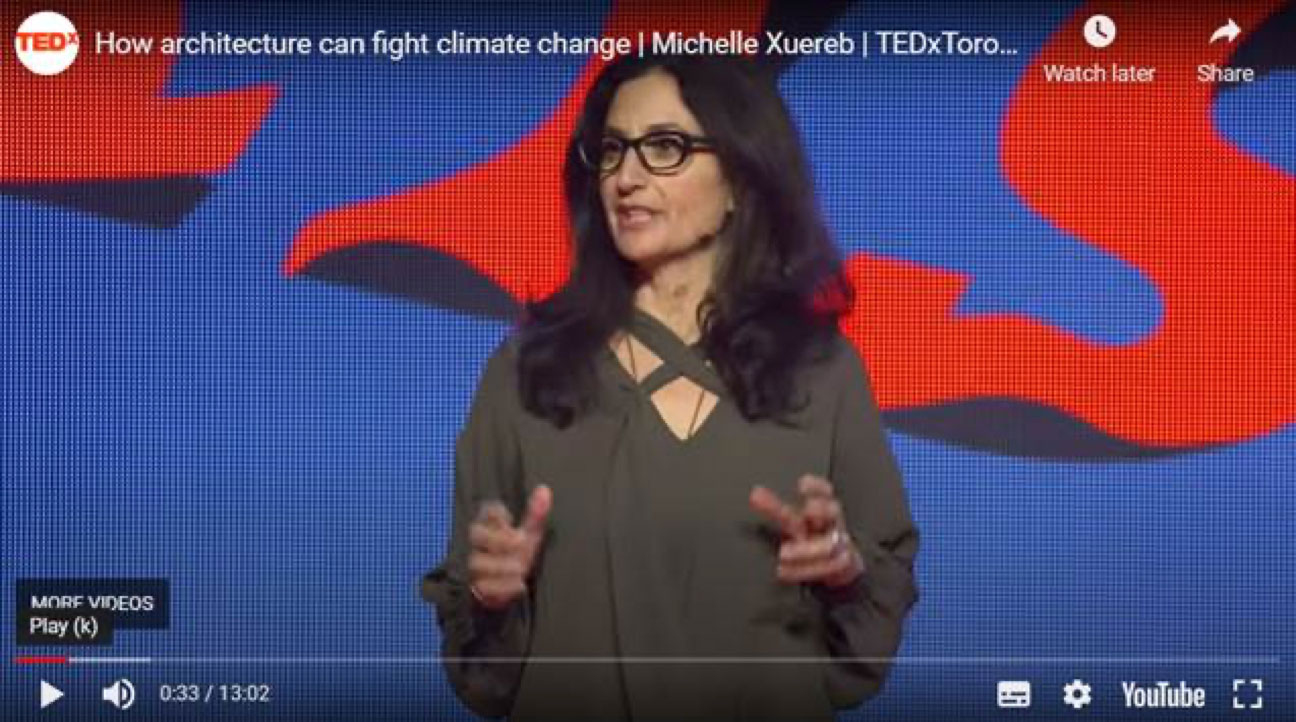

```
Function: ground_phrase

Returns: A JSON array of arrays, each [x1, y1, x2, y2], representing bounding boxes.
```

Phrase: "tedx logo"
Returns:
[[15, 11, 80, 76]]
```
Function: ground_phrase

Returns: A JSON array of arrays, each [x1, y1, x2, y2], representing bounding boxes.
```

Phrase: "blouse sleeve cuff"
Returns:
[[810, 572, 869, 606], [422, 569, 528, 647]]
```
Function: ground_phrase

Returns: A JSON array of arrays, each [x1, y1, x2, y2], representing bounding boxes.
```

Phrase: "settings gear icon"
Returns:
[[1063, 679, 1093, 709]]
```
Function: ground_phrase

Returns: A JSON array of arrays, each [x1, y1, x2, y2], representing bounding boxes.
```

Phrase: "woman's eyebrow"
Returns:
[[604, 121, 688, 136]]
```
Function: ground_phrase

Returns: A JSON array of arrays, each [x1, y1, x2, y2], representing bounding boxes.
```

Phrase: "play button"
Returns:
[[40, 680, 64, 709]]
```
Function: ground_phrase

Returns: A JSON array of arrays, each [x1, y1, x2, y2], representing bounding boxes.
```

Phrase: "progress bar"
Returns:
[[16, 656, 1284, 665]]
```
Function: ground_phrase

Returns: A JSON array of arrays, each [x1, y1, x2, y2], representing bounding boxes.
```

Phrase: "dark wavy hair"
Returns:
[[517, 54, 853, 429]]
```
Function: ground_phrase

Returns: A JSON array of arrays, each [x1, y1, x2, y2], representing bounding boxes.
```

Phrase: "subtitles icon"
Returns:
[[997, 680, 1032, 708]]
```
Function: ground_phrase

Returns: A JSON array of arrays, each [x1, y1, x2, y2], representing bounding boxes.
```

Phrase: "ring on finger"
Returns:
[[828, 527, 843, 552]]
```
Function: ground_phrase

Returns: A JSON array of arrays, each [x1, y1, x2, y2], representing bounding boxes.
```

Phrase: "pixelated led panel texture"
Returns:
[[2, 1, 1292, 720]]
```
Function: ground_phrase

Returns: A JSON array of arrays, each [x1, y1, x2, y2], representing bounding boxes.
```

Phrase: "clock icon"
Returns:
[[1084, 14, 1116, 48]]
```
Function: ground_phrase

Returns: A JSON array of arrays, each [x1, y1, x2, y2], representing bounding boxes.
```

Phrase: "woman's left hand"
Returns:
[[750, 474, 864, 588]]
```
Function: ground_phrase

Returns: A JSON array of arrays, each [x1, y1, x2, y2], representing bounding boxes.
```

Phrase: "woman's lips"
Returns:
[[616, 207, 657, 230]]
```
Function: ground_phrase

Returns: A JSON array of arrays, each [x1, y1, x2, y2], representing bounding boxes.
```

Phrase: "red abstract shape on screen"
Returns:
[[282, 0, 769, 305], [283, 0, 1293, 449], [846, 0, 1294, 447], [0, 2, 276, 180]]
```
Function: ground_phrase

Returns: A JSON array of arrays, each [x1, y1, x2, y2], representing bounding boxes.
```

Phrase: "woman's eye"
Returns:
[[597, 139, 625, 163], [643, 137, 686, 162], [645, 136, 684, 153]]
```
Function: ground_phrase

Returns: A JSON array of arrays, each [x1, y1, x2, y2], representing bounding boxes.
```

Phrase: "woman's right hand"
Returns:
[[467, 484, 553, 610]]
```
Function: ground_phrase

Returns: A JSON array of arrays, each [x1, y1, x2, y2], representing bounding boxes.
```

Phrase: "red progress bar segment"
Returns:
[[15, 656, 69, 665]]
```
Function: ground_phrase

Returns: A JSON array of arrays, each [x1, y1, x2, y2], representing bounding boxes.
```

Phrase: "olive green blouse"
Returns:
[[422, 308, 919, 721]]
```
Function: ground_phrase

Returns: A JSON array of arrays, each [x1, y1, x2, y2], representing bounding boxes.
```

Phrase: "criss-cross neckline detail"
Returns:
[[626, 332, 709, 440], [612, 308, 727, 443]]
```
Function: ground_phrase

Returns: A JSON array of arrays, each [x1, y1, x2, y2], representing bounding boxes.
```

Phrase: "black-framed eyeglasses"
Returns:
[[578, 131, 716, 175]]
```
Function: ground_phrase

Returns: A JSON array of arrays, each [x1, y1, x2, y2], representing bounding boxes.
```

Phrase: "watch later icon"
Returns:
[[1083, 15, 1116, 49]]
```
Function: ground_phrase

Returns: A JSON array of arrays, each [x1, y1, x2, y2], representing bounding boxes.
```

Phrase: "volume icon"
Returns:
[[102, 679, 136, 710]]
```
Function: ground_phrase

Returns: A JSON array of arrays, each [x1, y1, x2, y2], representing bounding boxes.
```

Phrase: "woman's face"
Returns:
[[597, 70, 734, 271]]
